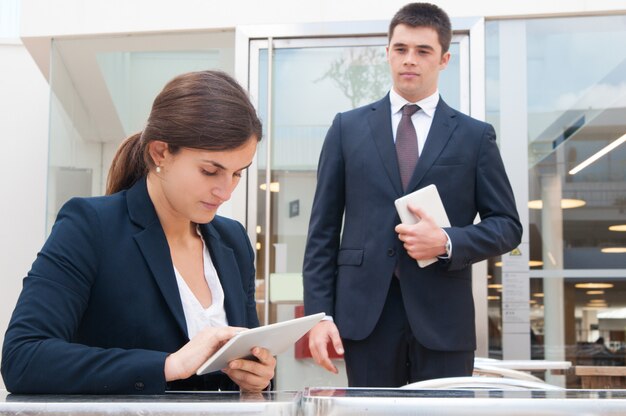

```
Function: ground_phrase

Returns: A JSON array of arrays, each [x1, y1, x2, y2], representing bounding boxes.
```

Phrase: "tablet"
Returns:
[[394, 184, 450, 268], [196, 312, 325, 375]]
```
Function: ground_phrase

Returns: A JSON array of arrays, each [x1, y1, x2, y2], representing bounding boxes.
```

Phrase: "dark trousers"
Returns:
[[342, 277, 474, 387]]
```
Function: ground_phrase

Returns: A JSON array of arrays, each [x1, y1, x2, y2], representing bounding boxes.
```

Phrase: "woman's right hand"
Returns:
[[164, 326, 242, 381]]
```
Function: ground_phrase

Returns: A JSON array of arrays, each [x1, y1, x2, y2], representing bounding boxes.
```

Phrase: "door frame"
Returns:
[[234, 18, 488, 356]]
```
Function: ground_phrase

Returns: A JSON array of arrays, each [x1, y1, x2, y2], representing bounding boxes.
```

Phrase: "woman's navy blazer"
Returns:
[[1, 178, 259, 394]]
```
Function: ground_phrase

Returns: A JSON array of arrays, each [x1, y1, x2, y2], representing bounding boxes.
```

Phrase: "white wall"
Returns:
[[19, 0, 626, 38], [0, 40, 49, 388]]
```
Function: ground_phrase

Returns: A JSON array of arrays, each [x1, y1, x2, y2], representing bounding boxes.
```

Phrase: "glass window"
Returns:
[[487, 14, 626, 386], [0, 0, 20, 38], [47, 32, 235, 232]]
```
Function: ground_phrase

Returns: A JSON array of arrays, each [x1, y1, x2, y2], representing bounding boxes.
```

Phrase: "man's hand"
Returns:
[[308, 321, 344, 374], [395, 205, 447, 260]]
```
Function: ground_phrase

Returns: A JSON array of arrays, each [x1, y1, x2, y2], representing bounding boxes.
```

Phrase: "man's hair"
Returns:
[[388, 2, 452, 53]]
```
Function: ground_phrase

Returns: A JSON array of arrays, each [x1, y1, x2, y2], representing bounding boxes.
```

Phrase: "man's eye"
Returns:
[[201, 169, 217, 176]]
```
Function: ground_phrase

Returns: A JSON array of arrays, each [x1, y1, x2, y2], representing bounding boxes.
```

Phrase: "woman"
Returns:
[[1, 70, 275, 394]]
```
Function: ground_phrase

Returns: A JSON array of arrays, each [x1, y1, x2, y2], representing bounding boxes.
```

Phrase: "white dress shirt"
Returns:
[[390, 88, 452, 260], [174, 227, 228, 340], [389, 88, 440, 154]]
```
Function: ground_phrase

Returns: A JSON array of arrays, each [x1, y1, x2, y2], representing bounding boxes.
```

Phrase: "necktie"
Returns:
[[396, 104, 420, 191]]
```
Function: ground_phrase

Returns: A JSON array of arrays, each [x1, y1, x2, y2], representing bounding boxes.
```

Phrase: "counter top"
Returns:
[[301, 388, 626, 416], [0, 390, 299, 415], [3, 388, 626, 416]]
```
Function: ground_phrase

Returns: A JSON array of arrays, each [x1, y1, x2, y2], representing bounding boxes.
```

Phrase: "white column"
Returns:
[[542, 171, 566, 386], [499, 20, 531, 360]]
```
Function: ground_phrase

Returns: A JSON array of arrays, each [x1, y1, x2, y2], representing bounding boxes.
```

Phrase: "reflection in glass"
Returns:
[[47, 33, 235, 233], [487, 14, 626, 386]]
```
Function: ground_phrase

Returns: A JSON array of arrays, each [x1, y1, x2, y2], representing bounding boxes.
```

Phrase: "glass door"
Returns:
[[248, 33, 470, 326]]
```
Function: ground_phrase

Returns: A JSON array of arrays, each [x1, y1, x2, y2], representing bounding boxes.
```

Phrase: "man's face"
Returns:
[[386, 24, 450, 102]]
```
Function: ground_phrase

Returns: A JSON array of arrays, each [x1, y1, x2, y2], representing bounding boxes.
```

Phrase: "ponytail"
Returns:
[[106, 70, 262, 195], [106, 133, 148, 195]]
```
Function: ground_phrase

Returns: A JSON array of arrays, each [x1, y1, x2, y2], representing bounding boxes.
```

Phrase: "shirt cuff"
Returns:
[[321, 315, 334, 322], [437, 229, 452, 260]]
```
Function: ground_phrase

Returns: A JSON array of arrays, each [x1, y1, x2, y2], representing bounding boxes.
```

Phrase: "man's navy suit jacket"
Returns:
[[303, 95, 522, 352], [2, 178, 259, 394]]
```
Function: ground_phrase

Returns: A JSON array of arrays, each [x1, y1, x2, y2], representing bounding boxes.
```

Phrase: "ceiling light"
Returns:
[[609, 225, 626, 232], [601, 247, 626, 254], [488, 295, 500, 301], [529, 300, 537, 304], [528, 199, 586, 209], [488, 284, 502, 289], [589, 299, 607, 303], [575, 283, 614, 289], [255, 242, 261, 250], [256, 225, 262, 234], [569, 133, 626, 175], [586, 290, 605, 295], [533, 293, 544, 298], [494, 260, 543, 267], [259, 182, 280, 192]]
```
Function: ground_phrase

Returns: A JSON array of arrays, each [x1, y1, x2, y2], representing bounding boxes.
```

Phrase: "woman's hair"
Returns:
[[106, 70, 262, 195]]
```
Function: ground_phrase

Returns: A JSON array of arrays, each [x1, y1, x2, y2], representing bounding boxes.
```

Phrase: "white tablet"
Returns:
[[196, 312, 325, 375], [394, 184, 450, 268]]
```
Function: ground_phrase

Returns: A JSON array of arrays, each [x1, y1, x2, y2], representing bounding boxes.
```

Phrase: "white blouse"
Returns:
[[173, 229, 228, 340]]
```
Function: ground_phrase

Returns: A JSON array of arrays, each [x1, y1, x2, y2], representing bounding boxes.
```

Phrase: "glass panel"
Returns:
[[0, 0, 20, 38], [487, 14, 626, 386], [47, 32, 235, 233], [253, 37, 466, 390], [254, 40, 463, 325]]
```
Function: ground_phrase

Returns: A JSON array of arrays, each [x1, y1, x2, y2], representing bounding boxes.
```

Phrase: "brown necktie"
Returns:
[[396, 104, 420, 191]]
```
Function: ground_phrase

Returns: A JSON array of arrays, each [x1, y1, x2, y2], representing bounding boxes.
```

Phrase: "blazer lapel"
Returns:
[[406, 98, 458, 192], [368, 94, 404, 197], [126, 178, 188, 338], [199, 224, 246, 328]]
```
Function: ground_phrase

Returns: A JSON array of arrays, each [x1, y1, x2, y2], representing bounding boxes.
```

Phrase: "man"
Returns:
[[303, 2, 522, 387]]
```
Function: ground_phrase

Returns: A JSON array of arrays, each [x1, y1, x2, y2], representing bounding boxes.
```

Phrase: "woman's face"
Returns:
[[153, 137, 257, 224]]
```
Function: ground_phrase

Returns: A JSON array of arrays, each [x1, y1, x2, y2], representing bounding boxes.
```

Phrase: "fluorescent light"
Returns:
[[609, 225, 626, 232], [586, 290, 605, 295], [528, 199, 586, 209], [488, 284, 502, 289], [487, 295, 500, 301], [259, 182, 280, 192], [575, 283, 614, 289], [494, 260, 543, 267], [533, 293, 544, 298], [256, 225, 262, 234], [601, 247, 626, 253], [569, 133, 626, 175]]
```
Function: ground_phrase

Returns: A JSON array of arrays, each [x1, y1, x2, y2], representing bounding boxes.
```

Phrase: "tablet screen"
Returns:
[[196, 312, 325, 375]]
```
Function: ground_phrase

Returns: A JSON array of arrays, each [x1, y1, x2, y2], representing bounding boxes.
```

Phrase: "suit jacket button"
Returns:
[[134, 381, 145, 391], [387, 248, 395, 257]]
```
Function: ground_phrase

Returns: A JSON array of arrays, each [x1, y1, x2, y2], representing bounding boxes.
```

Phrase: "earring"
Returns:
[[156, 166, 161, 173]]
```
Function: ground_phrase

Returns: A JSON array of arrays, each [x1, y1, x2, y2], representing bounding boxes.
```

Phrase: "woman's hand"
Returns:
[[222, 347, 276, 392], [164, 326, 242, 381]]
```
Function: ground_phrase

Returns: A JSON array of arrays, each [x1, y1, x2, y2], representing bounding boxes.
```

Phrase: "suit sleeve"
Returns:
[[303, 113, 346, 317], [1, 198, 168, 394], [444, 124, 523, 271], [237, 221, 260, 328]]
